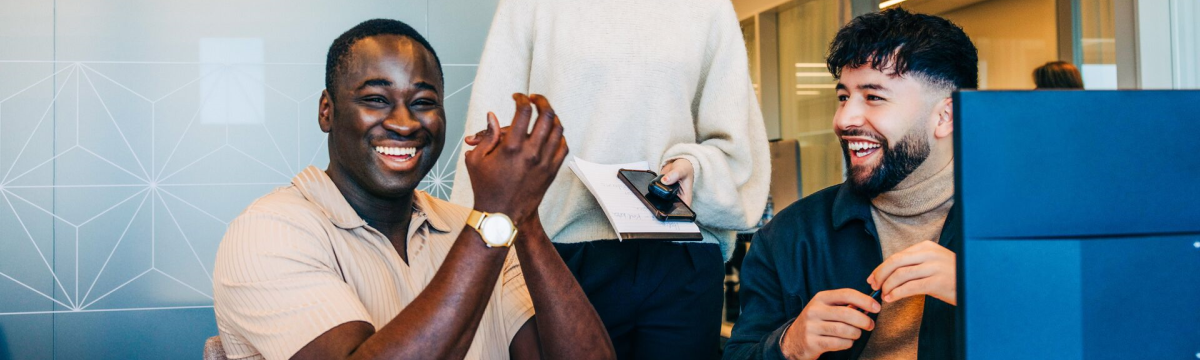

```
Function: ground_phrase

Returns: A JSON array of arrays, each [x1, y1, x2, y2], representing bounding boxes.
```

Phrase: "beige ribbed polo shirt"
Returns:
[[213, 166, 535, 360]]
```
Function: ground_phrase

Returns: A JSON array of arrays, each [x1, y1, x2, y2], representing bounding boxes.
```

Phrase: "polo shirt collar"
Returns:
[[411, 190, 452, 233], [293, 166, 367, 229], [293, 166, 450, 233]]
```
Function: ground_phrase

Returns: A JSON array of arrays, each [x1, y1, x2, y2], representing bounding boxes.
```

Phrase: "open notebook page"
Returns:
[[568, 157, 702, 241]]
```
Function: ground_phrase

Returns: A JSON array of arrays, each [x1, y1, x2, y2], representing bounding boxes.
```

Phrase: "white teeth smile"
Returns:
[[374, 146, 417, 158], [847, 141, 881, 151], [847, 141, 881, 158]]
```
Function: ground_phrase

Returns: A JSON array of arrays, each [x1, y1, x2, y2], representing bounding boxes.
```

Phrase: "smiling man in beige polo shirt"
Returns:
[[211, 19, 614, 360]]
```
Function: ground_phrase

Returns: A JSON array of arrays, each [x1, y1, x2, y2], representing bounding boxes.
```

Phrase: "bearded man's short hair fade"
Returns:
[[826, 8, 979, 93]]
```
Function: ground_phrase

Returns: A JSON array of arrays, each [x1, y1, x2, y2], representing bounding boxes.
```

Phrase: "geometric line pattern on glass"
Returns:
[[0, 60, 477, 315]]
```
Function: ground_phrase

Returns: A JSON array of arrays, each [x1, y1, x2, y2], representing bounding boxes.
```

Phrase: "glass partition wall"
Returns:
[[1080, 0, 1119, 88], [775, 0, 844, 196]]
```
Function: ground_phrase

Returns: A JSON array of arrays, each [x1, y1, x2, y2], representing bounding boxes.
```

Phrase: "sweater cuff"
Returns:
[[659, 154, 710, 219], [660, 154, 699, 178], [767, 318, 797, 360], [660, 154, 701, 190], [659, 142, 763, 231], [659, 154, 709, 219]]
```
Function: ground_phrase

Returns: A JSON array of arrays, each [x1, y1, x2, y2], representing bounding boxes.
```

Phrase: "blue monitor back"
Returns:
[[954, 90, 1200, 360]]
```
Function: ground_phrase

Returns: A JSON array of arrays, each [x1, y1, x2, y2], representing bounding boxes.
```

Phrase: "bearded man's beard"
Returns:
[[841, 127, 931, 199]]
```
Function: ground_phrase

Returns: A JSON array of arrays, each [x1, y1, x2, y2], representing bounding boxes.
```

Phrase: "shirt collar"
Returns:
[[832, 183, 875, 231], [292, 166, 450, 233], [410, 190, 452, 233], [831, 181, 962, 249], [293, 166, 367, 229]]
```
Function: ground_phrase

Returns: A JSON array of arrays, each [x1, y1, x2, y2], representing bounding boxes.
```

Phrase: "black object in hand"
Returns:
[[648, 174, 680, 200], [618, 169, 696, 223]]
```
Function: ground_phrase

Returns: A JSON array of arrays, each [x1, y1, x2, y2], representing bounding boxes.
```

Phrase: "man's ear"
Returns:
[[318, 89, 334, 133], [933, 97, 954, 140]]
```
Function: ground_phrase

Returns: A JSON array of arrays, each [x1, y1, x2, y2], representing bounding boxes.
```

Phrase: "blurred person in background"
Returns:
[[1033, 61, 1085, 89]]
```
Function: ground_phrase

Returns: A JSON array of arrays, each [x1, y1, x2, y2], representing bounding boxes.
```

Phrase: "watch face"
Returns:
[[480, 216, 513, 246]]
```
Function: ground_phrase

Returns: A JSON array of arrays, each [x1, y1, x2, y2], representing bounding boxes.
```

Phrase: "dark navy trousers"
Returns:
[[554, 240, 724, 360]]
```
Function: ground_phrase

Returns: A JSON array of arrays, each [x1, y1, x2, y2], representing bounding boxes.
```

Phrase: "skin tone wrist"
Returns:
[[781, 322, 810, 360]]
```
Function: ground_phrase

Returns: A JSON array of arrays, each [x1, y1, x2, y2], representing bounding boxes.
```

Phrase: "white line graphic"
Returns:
[[0, 59, 475, 316]]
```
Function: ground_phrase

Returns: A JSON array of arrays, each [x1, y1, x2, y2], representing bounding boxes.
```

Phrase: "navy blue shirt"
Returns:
[[723, 183, 958, 360]]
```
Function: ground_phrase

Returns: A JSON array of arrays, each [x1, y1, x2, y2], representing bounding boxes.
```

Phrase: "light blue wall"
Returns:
[[0, 1, 496, 358]]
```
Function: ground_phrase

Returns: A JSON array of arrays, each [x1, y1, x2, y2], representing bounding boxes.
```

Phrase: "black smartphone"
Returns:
[[617, 169, 697, 222]]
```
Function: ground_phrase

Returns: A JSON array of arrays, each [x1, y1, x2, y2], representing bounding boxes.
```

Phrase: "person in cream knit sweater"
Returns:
[[450, 0, 770, 358]]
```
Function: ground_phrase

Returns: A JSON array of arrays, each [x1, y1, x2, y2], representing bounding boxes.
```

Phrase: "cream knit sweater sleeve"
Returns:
[[662, 2, 770, 232], [449, 0, 533, 209]]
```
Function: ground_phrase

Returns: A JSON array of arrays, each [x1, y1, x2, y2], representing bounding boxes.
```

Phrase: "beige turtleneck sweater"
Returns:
[[859, 159, 955, 360]]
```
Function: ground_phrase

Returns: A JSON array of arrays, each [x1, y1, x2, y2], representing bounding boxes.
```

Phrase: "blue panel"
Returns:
[[1080, 234, 1200, 359], [964, 235, 1200, 360], [956, 90, 1200, 239], [963, 239, 1083, 360], [957, 91, 1200, 360]]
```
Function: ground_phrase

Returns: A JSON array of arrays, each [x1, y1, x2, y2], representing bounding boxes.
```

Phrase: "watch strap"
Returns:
[[467, 209, 487, 229]]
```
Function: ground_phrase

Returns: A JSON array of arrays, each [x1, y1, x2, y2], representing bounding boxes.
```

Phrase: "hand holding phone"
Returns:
[[658, 159, 694, 206], [617, 169, 696, 222]]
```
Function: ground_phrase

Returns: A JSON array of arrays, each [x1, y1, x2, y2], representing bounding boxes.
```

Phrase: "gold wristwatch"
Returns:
[[467, 210, 518, 248]]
